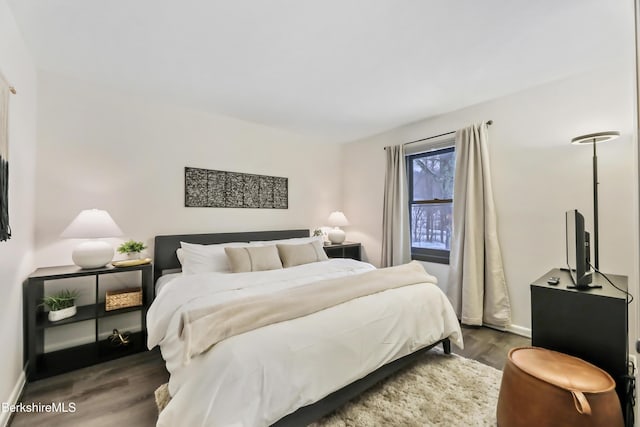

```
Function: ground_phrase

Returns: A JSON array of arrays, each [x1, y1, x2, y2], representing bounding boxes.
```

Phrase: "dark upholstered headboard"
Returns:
[[153, 229, 309, 284]]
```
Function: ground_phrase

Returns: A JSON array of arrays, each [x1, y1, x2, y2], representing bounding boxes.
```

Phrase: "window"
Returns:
[[407, 146, 455, 264]]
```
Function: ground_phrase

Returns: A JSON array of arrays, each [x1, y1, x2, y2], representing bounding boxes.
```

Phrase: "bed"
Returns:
[[148, 229, 463, 427]]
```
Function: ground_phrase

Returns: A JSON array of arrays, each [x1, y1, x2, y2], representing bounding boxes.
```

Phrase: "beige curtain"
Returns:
[[0, 73, 9, 241], [381, 145, 410, 267], [447, 122, 511, 326]]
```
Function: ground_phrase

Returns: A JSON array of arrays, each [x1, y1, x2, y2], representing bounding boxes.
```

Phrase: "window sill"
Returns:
[[410, 253, 450, 265]]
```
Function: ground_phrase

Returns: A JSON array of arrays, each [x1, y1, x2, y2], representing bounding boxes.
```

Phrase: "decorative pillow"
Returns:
[[225, 245, 283, 273], [176, 248, 185, 265], [180, 241, 248, 275], [277, 240, 329, 268]]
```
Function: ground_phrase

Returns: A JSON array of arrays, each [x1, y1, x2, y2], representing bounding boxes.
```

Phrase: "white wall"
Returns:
[[34, 71, 343, 266], [0, 0, 37, 420], [342, 64, 637, 334]]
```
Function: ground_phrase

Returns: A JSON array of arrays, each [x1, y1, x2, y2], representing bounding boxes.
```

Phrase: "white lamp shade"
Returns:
[[61, 209, 123, 238], [328, 211, 349, 227]]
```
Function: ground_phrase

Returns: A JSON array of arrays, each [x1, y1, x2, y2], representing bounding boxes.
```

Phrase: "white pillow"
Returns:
[[180, 241, 248, 275], [176, 248, 185, 265], [250, 235, 323, 246]]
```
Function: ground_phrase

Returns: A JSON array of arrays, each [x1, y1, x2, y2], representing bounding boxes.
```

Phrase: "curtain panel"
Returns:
[[447, 122, 511, 327], [381, 145, 410, 267], [0, 75, 10, 242]]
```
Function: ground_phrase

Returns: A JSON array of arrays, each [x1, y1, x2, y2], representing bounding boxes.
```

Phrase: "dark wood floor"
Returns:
[[10, 326, 530, 427], [454, 326, 530, 370]]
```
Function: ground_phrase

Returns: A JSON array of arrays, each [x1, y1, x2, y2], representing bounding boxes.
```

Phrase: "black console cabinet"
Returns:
[[531, 268, 630, 424]]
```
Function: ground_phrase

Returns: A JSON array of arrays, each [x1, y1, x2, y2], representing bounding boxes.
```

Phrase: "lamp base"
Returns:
[[328, 228, 346, 244], [72, 240, 114, 269]]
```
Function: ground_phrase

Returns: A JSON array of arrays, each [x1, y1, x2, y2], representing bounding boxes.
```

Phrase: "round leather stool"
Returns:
[[497, 347, 623, 427]]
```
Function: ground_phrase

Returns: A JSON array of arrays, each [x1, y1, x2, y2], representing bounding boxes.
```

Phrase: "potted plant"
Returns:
[[117, 240, 147, 259], [43, 289, 80, 322], [313, 228, 329, 244]]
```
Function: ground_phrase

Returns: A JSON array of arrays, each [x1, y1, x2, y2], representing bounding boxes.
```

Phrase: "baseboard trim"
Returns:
[[507, 324, 532, 338], [1, 370, 26, 427], [484, 323, 532, 339]]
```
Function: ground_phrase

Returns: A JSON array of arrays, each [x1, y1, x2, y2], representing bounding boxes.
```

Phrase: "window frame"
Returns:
[[406, 145, 455, 265]]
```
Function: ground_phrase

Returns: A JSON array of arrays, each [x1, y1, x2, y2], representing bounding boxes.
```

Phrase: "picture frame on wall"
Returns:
[[184, 167, 288, 209]]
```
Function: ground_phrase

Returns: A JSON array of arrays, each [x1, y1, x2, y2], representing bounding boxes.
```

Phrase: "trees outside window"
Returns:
[[407, 146, 455, 264]]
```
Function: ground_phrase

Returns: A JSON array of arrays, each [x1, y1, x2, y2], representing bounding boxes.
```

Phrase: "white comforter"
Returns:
[[147, 259, 463, 427]]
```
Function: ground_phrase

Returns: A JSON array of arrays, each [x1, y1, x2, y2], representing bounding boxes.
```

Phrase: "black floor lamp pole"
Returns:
[[571, 131, 619, 272], [592, 138, 599, 270]]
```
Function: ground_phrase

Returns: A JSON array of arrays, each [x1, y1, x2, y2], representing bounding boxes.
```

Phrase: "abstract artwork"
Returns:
[[185, 167, 288, 209]]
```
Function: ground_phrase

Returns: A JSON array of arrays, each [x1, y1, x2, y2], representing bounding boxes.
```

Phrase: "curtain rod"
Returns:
[[384, 120, 493, 150], [402, 120, 493, 146], [0, 70, 17, 94]]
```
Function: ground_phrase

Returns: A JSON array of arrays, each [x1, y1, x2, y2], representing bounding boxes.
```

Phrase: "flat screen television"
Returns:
[[565, 209, 595, 288]]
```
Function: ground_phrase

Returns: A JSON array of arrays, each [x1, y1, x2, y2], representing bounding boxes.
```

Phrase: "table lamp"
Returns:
[[327, 211, 349, 244], [61, 209, 123, 268]]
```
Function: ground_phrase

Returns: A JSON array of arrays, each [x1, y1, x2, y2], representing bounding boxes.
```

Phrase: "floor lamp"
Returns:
[[571, 131, 620, 270]]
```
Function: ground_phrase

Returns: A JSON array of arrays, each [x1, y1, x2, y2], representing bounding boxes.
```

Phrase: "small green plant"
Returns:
[[42, 289, 80, 311], [313, 228, 323, 237], [117, 240, 147, 254]]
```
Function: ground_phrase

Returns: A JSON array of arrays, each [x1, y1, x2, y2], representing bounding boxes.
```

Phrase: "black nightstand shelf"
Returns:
[[323, 242, 362, 261], [23, 263, 153, 381], [34, 331, 146, 379], [34, 303, 145, 330]]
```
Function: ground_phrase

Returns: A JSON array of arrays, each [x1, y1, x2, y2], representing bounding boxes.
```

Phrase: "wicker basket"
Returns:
[[105, 287, 143, 311]]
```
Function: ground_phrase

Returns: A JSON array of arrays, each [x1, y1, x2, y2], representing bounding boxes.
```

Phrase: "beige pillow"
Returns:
[[277, 240, 329, 268], [224, 245, 283, 273]]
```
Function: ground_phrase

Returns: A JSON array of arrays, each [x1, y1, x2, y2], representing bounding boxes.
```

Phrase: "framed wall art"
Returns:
[[184, 167, 288, 209]]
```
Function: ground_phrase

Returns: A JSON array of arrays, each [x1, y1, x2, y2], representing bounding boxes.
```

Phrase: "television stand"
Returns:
[[531, 268, 633, 426], [567, 284, 603, 290]]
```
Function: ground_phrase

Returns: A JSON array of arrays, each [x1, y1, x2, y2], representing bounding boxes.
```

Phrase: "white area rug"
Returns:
[[312, 351, 501, 427], [155, 351, 502, 426]]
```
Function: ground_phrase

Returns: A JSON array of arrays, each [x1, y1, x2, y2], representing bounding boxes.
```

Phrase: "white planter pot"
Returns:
[[48, 305, 77, 322], [127, 252, 141, 260]]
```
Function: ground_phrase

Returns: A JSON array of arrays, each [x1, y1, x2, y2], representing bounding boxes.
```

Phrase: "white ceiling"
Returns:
[[8, 0, 633, 143]]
